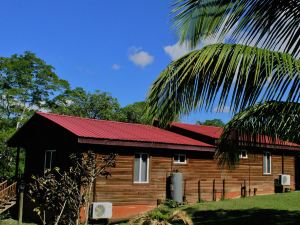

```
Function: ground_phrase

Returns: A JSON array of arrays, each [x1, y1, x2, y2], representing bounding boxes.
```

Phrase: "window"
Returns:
[[44, 150, 56, 172], [173, 154, 187, 164], [134, 153, 149, 183], [263, 152, 272, 175], [239, 150, 248, 159]]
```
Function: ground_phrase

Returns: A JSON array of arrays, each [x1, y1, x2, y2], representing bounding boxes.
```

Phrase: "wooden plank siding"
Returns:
[[94, 149, 296, 205]]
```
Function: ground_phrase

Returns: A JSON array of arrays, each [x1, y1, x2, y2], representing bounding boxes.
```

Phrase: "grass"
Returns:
[[120, 192, 300, 225], [0, 219, 36, 225], [184, 192, 300, 225], [2, 193, 300, 225]]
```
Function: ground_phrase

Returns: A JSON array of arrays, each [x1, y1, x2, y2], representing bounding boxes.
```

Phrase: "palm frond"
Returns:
[[173, 0, 300, 56], [216, 101, 300, 168], [146, 43, 300, 127]]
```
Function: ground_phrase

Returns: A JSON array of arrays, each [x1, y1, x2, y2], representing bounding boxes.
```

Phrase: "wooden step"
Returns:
[[0, 200, 16, 214]]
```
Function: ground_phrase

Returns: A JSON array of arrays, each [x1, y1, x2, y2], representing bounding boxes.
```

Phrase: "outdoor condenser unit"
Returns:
[[90, 202, 112, 219], [279, 174, 290, 186]]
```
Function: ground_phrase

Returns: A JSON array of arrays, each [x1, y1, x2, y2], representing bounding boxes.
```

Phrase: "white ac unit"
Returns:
[[90, 202, 112, 219], [279, 174, 290, 186]]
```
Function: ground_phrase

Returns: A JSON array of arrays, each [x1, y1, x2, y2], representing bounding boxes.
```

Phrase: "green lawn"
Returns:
[[120, 192, 300, 225], [2, 192, 300, 225], [0, 219, 35, 225], [183, 192, 300, 225]]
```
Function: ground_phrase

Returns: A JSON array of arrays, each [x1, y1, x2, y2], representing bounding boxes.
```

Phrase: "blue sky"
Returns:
[[1, 0, 232, 123]]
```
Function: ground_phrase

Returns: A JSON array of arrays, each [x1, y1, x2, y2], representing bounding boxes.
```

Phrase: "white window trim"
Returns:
[[239, 150, 248, 159], [263, 151, 272, 175], [44, 150, 56, 172], [134, 153, 149, 184], [173, 154, 187, 164]]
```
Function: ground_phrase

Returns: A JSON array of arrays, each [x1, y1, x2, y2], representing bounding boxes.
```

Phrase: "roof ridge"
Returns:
[[172, 122, 223, 129], [36, 111, 156, 128]]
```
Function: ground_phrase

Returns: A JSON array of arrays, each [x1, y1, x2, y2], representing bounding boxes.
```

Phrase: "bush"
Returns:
[[128, 206, 193, 225]]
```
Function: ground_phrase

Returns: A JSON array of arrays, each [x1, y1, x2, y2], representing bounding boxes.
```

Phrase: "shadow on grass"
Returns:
[[185, 208, 300, 225]]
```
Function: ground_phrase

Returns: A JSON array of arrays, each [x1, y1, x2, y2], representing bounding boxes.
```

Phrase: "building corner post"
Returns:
[[15, 146, 20, 179]]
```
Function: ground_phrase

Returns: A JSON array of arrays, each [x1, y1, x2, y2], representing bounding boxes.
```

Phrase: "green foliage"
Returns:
[[147, 208, 170, 221], [196, 119, 225, 127], [216, 101, 300, 168], [146, 0, 300, 167], [29, 168, 81, 225], [0, 52, 69, 179], [52, 90, 150, 124], [50, 87, 123, 121], [0, 51, 69, 126], [119, 101, 151, 124], [173, 0, 300, 56], [0, 219, 36, 225], [0, 119, 25, 179], [163, 199, 183, 209], [146, 44, 300, 127], [129, 206, 193, 225]]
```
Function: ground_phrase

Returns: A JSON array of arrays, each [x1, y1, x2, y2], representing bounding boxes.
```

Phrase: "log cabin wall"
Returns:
[[93, 147, 296, 205]]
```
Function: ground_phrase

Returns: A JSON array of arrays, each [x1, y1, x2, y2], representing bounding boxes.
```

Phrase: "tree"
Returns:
[[119, 101, 151, 124], [196, 119, 225, 127], [0, 52, 69, 179], [146, 0, 300, 167], [52, 91, 151, 124], [0, 51, 69, 128], [51, 87, 124, 121]]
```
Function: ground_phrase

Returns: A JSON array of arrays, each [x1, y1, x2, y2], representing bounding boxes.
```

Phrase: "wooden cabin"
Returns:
[[7, 112, 300, 220]]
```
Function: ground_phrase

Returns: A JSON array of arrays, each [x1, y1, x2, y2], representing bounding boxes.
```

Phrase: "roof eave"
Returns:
[[77, 137, 215, 152]]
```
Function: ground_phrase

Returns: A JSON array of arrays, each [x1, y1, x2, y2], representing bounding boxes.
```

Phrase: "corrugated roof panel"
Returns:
[[37, 112, 213, 148], [171, 122, 299, 147]]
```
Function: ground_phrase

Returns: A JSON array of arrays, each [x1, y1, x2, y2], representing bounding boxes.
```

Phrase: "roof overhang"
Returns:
[[237, 142, 300, 152], [77, 137, 216, 152]]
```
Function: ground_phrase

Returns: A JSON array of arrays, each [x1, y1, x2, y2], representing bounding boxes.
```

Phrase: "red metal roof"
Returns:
[[171, 122, 300, 147], [36, 112, 213, 148], [171, 122, 223, 139]]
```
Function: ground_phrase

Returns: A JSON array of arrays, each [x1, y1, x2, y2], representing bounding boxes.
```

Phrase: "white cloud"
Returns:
[[164, 41, 191, 60], [164, 38, 218, 61], [213, 106, 231, 113], [129, 47, 154, 68], [112, 64, 121, 70]]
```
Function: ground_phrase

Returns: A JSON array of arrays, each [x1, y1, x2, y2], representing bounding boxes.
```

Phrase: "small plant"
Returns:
[[128, 206, 193, 225], [163, 199, 184, 208], [28, 151, 116, 225], [197, 198, 207, 203]]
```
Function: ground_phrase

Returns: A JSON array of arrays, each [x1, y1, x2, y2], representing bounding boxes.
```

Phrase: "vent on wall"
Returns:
[[279, 174, 290, 186], [90, 202, 112, 219]]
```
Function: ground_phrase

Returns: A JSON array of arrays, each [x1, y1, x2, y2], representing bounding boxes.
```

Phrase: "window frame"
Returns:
[[173, 153, 187, 164], [44, 150, 56, 172], [133, 153, 150, 184], [239, 150, 248, 159], [263, 151, 272, 175]]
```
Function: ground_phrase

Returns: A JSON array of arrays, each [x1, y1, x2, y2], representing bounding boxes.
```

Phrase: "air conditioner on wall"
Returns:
[[90, 202, 112, 219], [279, 174, 290, 186]]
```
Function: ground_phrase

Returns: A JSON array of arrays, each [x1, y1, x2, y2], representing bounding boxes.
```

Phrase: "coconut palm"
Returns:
[[146, 0, 300, 166]]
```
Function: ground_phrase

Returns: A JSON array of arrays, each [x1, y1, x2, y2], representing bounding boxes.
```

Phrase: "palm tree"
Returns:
[[146, 0, 300, 167]]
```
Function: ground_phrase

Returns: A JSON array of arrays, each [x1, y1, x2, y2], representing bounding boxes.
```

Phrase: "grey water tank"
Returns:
[[171, 172, 183, 203]]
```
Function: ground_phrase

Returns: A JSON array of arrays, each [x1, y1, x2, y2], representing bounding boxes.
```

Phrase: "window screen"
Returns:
[[134, 153, 149, 183], [263, 152, 271, 174]]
